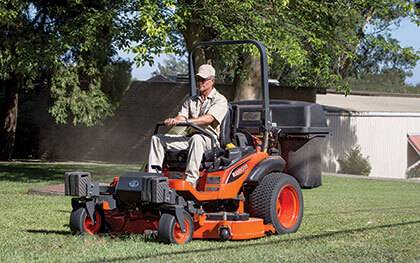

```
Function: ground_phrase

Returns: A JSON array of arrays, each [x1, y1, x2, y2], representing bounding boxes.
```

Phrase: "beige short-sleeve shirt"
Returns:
[[178, 88, 228, 138]]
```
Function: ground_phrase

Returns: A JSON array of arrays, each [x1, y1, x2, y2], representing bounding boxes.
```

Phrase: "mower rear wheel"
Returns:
[[70, 207, 104, 235], [249, 173, 303, 234], [158, 212, 194, 244]]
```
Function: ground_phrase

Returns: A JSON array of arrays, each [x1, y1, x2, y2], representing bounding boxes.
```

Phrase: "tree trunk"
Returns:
[[182, 22, 207, 66], [233, 56, 262, 101], [0, 77, 19, 160]]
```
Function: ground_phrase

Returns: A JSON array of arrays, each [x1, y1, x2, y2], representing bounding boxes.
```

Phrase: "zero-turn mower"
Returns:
[[64, 40, 329, 244]]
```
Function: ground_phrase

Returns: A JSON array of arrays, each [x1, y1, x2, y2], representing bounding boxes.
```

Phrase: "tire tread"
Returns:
[[248, 172, 303, 234]]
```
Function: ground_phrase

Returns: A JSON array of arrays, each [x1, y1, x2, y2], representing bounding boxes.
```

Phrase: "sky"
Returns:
[[390, 18, 420, 85], [123, 18, 420, 85]]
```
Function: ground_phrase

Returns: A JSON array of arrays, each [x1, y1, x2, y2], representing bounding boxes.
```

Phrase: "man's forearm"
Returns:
[[188, 114, 215, 126], [175, 115, 187, 121]]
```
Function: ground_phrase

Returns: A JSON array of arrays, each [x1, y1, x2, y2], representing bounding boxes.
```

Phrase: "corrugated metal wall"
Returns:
[[322, 113, 420, 178]]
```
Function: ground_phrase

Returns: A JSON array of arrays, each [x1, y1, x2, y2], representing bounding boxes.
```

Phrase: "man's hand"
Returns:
[[164, 116, 187, 126], [164, 118, 179, 126]]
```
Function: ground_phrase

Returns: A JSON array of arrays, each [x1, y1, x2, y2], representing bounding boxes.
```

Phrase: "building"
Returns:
[[318, 92, 420, 179]]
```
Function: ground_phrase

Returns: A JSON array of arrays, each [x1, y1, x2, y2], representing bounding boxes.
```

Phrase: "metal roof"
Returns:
[[408, 134, 420, 156], [317, 93, 420, 113]]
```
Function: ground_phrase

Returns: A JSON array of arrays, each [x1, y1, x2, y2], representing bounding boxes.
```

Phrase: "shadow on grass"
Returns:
[[26, 229, 72, 236], [0, 165, 68, 182], [0, 163, 141, 183], [25, 229, 158, 243], [84, 219, 420, 263], [306, 205, 420, 216], [55, 209, 71, 214]]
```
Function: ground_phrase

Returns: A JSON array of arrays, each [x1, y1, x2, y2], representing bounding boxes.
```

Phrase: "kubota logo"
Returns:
[[128, 180, 139, 188], [231, 163, 248, 178]]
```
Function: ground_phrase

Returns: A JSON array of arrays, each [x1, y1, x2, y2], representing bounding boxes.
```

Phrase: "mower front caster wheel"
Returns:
[[70, 207, 104, 235], [158, 212, 194, 244]]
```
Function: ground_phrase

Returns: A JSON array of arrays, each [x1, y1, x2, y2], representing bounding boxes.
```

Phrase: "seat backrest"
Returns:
[[219, 103, 232, 148]]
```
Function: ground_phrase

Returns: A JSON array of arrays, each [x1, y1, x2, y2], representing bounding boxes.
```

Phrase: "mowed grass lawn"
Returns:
[[1, 162, 420, 262]]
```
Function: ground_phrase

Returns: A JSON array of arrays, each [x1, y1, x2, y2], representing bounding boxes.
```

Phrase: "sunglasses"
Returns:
[[197, 77, 212, 83]]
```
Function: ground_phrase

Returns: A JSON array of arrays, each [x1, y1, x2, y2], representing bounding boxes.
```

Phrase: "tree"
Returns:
[[128, 0, 419, 96], [0, 1, 135, 160], [338, 145, 372, 176], [350, 36, 418, 78], [152, 55, 188, 78], [128, 0, 294, 100]]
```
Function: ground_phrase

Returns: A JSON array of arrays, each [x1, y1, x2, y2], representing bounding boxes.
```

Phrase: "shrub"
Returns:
[[338, 145, 371, 176], [407, 163, 420, 178]]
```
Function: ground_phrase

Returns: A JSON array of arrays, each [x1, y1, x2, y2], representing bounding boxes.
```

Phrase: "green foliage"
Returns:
[[48, 59, 131, 126], [0, 0, 136, 126], [49, 65, 115, 126], [152, 55, 188, 78], [338, 145, 372, 176], [407, 163, 420, 178], [130, 0, 419, 91], [101, 60, 133, 105], [354, 35, 419, 75]]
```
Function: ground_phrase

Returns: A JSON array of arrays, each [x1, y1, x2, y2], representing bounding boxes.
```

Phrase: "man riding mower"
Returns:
[[148, 63, 228, 189], [64, 40, 329, 244]]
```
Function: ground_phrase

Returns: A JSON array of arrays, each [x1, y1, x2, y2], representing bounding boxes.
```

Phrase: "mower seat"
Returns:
[[163, 104, 232, 171]]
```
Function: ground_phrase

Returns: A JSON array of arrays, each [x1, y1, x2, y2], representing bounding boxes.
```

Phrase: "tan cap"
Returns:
[[196, 64, 216, 79]]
